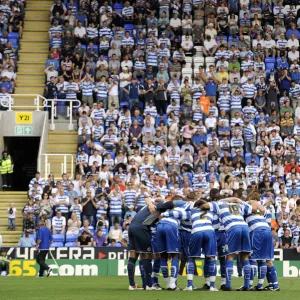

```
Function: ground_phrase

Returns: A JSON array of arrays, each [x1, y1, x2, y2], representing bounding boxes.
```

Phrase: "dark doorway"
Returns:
[[4, 137, 40, 191]]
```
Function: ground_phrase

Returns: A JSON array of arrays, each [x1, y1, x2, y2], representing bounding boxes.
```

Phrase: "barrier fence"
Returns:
[[0, 94, 80, 131], [2, 247, 300, 277]]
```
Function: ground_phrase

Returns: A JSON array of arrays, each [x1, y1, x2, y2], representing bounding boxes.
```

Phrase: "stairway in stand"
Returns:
[[46, 131, 78, 178], [15, 0, 52, 109], [0, 192, 28, 246]]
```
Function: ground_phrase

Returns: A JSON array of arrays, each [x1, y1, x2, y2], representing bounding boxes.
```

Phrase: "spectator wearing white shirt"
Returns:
[[264, 34, 276, 57], [203, 35, 218, 56], [88, 149, 102, 167], [181, 35, 195, 55], [74, 21, 87, 44], [52, 210, 66, 234], [287, 34, 299, 50], [169, 12, 181, 34], [288, 46, 299, 63]]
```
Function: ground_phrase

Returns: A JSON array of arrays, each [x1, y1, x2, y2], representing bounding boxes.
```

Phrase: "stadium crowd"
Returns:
[[18, 0, 300, 249], [0, 0, 23, 110]]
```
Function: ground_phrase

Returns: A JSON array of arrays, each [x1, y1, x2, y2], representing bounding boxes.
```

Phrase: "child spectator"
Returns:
[[7, 202, 16, 231]]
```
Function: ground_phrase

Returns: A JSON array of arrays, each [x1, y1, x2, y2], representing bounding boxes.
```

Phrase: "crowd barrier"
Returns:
[[2, 247, 300, 277]]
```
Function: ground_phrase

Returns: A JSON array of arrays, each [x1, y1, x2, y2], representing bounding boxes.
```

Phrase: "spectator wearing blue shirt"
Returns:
[[45, 53, 60, 71], [291, 67, 300, 84], [286, 24, 300, 39], [287, 183, 300, 198], [36, 221, 53, 277], [277, 56, 289, 70], [131, 109, 144, 127], [218, 121, 231, 137], [192, 128, 207, 151], [18, 230, 36, 247], [205, 77, 217, 104], [124, 79, 142, 109]]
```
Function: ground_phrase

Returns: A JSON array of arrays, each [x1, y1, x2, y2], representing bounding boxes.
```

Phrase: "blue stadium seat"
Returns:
[[52, 234, 65, 243], [66, 234, 78, 243], [51, 242, 64, 247], [124, 24, 134, 31], [120, 101, 129, 107], [9, 38, 18, 48], [65, 242, 78, 247], [265, 57, 276, 64], [114, 8, 122, 14], [245, 153, 252, 165], [8, 32, 19, 39], [217, 35, 228, 42], [113, 3, 124, 9]]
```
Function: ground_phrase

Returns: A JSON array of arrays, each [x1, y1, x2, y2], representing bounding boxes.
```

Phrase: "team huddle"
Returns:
[[126, 189, 280, 292]]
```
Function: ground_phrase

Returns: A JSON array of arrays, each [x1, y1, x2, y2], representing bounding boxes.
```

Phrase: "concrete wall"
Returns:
[[0, 111, 48, 187]]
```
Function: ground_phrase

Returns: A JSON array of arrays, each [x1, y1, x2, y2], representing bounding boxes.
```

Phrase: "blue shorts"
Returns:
[[156, 222, 180, 253], [180, 230, 191, 257], [250, 228, 274, 260], [188, 230, 217, 257], [216, 231, 228, 257], [151, 231, 159, 254], [226, 226, 251, 255]]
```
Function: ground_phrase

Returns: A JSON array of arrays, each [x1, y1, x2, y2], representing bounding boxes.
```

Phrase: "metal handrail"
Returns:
[[37, 112, 49, 175], [47, 99, 81, 131], [0, 94, 81, 131], [42, 153, 74, 179], [0, 94, 47, 111]]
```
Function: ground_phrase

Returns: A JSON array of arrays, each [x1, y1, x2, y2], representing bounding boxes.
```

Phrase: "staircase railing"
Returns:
[[0, 94, 81, 131], [42, 153, 74, 180]]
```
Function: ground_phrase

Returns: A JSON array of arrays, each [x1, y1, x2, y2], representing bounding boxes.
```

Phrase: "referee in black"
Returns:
[[36, 221, 53, 277]]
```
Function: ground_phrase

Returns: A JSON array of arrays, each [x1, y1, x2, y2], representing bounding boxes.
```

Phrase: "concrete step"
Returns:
[[14, 87, 44, 95], [47, 144, 78, 154], [19, 48, 49, 54], [25, 11, 50, 18], [19, 53, 47, 61], [17, 75, 45, 81], [17, 83, 45, 87], [18, 66, 45, 73], [21, 35, 49, 42]]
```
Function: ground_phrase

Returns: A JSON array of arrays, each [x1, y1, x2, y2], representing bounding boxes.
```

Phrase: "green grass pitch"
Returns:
[[0, 276, 298, 300]]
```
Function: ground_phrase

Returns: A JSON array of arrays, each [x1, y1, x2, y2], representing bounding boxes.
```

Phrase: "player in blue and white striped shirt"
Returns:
[[243, 198, 280, 291], [198, 197, 253, 291]]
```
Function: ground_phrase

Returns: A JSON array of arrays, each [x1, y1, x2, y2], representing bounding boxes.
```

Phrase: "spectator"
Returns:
[[82, 190, 97, 225], [77, 231, 92, 246], [93, 229, 108, 247], [279, 229, 293, 248], [0, 248, 10, 276], [66, 213, 81, 235], [108, 223, 123, 243], [18, 230, 36, 248], [52, 210, 66, 234], [7, 202, 16, 231]]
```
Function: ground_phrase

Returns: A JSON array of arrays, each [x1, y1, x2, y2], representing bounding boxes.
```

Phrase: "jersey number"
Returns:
[[199, 211, 208, 220], [228, 204, 240, 216]]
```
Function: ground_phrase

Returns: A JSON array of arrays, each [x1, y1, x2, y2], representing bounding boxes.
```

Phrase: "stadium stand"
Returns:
[[0, 0, 300, 250]]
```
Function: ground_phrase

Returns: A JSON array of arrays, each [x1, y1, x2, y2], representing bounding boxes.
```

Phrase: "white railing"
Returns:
[[42, 153, 74, 179], [37, 112, 49, 175], [47, 99, 81, 131], [0, 94, 81, 131], [0, 94, 47, 111]]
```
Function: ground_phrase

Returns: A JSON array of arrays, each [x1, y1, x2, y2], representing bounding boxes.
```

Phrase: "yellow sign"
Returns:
[[10, 260, 37, 277], [15, 112, 33, 124]]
